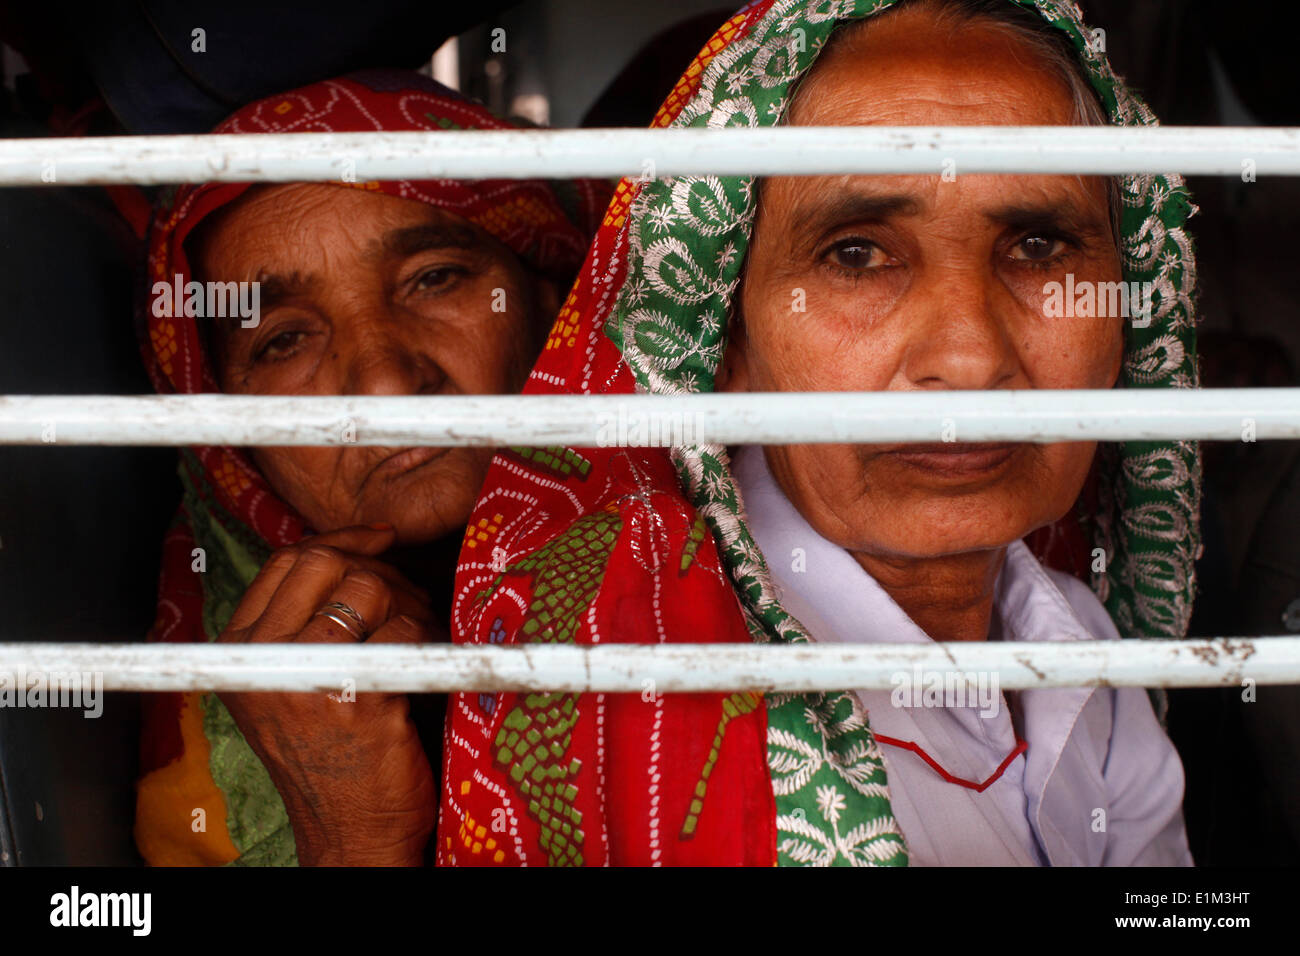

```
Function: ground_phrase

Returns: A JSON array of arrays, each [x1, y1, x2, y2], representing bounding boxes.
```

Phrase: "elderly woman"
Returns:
[[132, 70, 608, 866], [438, 0, 1196, 866]]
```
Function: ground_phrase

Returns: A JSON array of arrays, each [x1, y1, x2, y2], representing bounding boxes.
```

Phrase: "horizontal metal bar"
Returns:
[[0, 639, 1293, 693], [0, 126, 1297, 186], [0, 389, 1297, 447]]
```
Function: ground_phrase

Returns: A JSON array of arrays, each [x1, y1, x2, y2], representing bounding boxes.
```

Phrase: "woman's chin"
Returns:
[[351, 462, 484, 541], [850, 513, 1044, 560]]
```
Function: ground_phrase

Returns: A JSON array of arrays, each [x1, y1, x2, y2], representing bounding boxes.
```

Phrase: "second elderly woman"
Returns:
[[133, 70, 608, 866]]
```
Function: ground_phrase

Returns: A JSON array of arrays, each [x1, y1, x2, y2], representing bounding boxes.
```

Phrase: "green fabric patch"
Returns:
[[181, 455, 298, 866], [201, 693, 297, 867]]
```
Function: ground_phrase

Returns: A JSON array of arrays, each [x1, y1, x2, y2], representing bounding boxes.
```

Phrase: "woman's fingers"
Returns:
[[224, 541, 361, 638], [245, 546, 352, 641], [220, 526, 431, 644], [296, 569, 395, 644], [289, 526, 432, 608], [332, 554, 432, 611], [222, 547, 302, 634]]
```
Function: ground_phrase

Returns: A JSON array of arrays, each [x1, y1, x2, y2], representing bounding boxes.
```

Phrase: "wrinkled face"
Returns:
[[195, 183, 556, 544], [722, 9, 1124, 560]]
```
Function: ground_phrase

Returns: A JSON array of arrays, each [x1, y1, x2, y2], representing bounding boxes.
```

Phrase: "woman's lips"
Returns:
[[368, 446, 449, 482], [882, 442, 1021, 477]]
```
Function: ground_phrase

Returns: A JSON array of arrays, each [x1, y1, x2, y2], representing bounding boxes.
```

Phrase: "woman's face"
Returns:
[[722, 9, 1124, 560], [195, 183, 557, 544]]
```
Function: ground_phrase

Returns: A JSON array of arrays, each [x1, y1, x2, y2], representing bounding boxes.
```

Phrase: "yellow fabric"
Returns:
[[133, 692, 240, 866]]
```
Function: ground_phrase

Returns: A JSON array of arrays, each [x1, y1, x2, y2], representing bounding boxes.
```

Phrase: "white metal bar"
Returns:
[[1, 389, 1296, 447], [0, 639, 1294, 693], [0, 126, 1296, 186]]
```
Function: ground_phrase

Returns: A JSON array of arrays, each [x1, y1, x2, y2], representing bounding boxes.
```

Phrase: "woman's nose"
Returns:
[[900, 270, 1021, 391], [342, 326, 445, 397]]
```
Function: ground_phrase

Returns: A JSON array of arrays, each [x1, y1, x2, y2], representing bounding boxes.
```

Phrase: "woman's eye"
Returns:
[[1010, 235, 1067, 262], [828, 239, 889, 271], [413, 266, 462, 292], [256, 330, 306, 361]]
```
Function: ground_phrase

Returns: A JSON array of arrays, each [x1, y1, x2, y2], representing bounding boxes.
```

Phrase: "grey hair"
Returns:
[[787, 0, 1123, 245]]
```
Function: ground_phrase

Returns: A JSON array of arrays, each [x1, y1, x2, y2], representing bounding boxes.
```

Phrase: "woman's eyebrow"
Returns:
[[792, 192, 922, 234], [985, 201, 1107, 236], [378, 223, 486, 258], [256, 271, 321, 309]]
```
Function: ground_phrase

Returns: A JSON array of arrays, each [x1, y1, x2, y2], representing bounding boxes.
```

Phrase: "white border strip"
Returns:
[[0, 639, 1293, 692], [1, 126, 1297, 185], [2, 389, 1298, 446]]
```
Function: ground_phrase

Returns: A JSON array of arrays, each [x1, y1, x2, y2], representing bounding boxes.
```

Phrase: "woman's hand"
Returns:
[[216, 525, 440, 866]]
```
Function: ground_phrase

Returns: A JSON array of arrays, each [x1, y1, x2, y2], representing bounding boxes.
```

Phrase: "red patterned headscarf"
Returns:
[[142, 69, 609, 549], [134, 70, 611, 866], [436, 6, 786, 867]]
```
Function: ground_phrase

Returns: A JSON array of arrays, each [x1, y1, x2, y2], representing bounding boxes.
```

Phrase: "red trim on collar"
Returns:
[[874, 734, 1028, 793]]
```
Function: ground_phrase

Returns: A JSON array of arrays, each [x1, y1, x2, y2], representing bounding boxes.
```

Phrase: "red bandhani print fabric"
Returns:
[[437, 2, 781, 867]]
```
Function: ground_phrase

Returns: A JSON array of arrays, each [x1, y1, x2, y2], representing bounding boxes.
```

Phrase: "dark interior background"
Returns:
[[0, 0, 1296, 866]]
